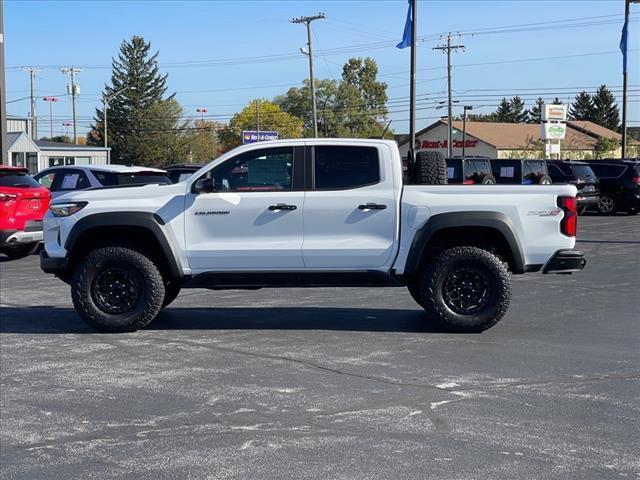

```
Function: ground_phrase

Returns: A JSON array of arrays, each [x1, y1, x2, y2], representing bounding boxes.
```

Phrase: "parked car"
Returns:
[[583, 160, 640, 215], [33, 164, 171, 199], [445, 157, 496, 184], [164, 164, 204, 183], [0, 166, 50, 259], [41, 139, 585, 334], [546, 160, 599, 213], [490, 159, 552, 185]]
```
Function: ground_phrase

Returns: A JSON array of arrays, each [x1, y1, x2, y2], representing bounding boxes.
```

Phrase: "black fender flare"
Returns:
[[65, 211, 183, 279], [404, 211, 526, 275]]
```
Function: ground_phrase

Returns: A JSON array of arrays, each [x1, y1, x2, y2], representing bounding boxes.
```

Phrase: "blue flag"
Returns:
[[620, 14, 629, 73], [396, 0, 413, 49]]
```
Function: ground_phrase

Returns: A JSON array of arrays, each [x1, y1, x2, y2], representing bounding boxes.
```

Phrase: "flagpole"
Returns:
[[621, 0, 630, 159], [409, 0, 417, 182]]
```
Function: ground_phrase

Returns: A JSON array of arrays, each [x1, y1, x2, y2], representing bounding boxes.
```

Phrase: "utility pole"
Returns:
[[434, 33, 464, 157], [0, 0, 7, 164], [22, 67, 41, 140], [256, 99, 260, 141], [291, 13, 325, 138], [61, 67, 81, 144], [462, 105, 473, 157]]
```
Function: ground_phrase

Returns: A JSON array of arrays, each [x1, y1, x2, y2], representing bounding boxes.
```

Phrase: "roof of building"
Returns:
[[6, 131, 39, 152], [398, 120, 625, 150], [34, 140, 110, 151], [566, 120, 637, 143]]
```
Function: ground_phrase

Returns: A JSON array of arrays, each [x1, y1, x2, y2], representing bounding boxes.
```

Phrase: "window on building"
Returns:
[[314, 146, 380, 190], [11, 152, 25, 167], [75, 157, 91, 165], [49, 157, 65, 167], [65, 157, 75, 166], [26, 154, 38, 174]]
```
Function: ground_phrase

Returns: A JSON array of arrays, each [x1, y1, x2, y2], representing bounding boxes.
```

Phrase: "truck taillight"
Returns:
[[558, 196, 577, 237]]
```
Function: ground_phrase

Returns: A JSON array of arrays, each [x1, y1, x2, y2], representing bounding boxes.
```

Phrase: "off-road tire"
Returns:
[[481, 175, 496, 185], [415, 151, 447, 185], [417, 246, 511, 332], [538, 175, 552, 185], [71, 246, 165, 332], [162, 282, 182, 308], [0, 242, 39, 259]]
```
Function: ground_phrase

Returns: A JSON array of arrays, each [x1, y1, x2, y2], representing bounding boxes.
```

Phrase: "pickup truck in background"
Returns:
[[40, 139, 586, 333]]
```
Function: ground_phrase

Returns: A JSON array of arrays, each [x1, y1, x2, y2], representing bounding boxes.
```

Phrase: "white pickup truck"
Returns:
[[40, 139, 585, 333]]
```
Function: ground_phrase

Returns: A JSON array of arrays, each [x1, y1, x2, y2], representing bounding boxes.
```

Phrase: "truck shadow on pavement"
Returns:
[[0, 306, 455, 334]]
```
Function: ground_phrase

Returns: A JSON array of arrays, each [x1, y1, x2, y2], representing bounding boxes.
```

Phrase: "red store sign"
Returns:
[[420, 139, 478, 149]]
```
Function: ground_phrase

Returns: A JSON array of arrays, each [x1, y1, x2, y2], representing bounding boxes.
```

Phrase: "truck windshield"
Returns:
[[91, 171, 171, 186]]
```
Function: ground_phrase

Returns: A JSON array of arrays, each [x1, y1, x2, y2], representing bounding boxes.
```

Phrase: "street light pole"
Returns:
[[291, 13, 325, 138], [621, 0, 639, 158], [462, 105, 473, 157], [42, 97, 59, 138]]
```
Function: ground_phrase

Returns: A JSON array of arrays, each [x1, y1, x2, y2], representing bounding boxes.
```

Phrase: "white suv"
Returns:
[[34, 164, 170, 199]]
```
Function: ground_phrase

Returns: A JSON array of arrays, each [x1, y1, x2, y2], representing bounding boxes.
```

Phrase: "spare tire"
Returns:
[[415, 151, 447, 185], [538, 175, 552, 185], [481, 175, 496, 185]]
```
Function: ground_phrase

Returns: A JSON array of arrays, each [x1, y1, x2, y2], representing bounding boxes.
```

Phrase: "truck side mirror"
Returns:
[[193, 177, 214, 194]]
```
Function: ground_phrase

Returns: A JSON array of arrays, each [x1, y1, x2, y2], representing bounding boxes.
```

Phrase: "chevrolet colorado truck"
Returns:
[[40, 139, 586, 333]]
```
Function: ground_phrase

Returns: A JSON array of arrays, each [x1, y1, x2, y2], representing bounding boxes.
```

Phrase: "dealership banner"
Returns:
[[242, 131, 279, 144]]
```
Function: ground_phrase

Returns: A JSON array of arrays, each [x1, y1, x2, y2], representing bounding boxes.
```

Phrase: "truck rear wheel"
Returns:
[[417, 246, 511, 332], [71, 246, 165, 332]]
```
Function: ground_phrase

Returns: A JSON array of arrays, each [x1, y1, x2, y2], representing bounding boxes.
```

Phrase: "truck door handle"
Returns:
[[268, 204, 297, 211], [358, 203, 387, 210]]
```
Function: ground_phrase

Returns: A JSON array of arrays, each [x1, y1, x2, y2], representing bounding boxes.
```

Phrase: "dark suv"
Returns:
[[546, 160, 599, 213], [164, 164, 204, 183], [490, 159, 552, 185], [584, 160, 640, 215], [445, 157, 496, 184]]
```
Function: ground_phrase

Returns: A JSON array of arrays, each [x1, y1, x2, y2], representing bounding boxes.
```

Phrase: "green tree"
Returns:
[[495, 98, 513, 122], [528, 97, 545, 123], [183, 120, 221, 162], [274, 57, 389, 138], [552, 97, 564, 105], [39, 135, 72, 143], [88, 35, 182, 164], [219, 99, 303, 151], [592, 85, 620, 131], [569, 91, 594, 121], [274, 79, 339, 136], [593, 137, 620, 159], [510, 96, 529, 123], [466, 112, 499, 122]]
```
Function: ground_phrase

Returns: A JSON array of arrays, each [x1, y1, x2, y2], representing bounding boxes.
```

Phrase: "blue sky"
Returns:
[[5, 0, 639, 137]]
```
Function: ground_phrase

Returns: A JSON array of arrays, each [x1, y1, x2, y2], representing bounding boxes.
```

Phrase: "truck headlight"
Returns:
[[50, 202, 88, 217]]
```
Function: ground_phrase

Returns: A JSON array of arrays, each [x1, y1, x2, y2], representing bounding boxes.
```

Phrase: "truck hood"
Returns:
[[51, 182, 187, 203]]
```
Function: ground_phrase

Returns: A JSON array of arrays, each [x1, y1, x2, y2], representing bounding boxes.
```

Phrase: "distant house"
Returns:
[[4, 116, 110, 173]]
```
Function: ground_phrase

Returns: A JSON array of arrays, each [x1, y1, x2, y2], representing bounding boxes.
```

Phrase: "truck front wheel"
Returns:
[[71, 246, 165, 332], [417, 246, 511, 332]]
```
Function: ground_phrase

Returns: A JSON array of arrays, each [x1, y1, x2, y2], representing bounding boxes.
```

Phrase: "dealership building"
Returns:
[[398, 120, 634, 160]]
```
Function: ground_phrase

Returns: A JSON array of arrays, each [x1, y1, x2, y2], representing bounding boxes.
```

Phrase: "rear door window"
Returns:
[[92, 171, 171, 187], [0, 171, 40, 188], [547, 164, 564, 182], [314, 146, 380, 190], [445, 159, 462, 183], [589, 164, 625, 178], [523, 161, 546, 183], [58, 171, 90, 191]]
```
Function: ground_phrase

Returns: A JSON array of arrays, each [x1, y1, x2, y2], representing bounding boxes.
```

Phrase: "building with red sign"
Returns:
[[397, 120, 636, 160]]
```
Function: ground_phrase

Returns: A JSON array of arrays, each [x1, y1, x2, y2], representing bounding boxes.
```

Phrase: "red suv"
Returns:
[[0, 166, 50, 259]]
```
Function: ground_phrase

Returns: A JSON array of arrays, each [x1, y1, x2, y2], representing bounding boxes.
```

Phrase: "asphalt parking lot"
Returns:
[[1, 215, 638, 480]]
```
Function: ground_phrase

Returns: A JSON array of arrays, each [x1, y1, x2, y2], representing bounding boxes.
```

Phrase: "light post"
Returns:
[[462, 105, 473, 158], [103, 86, 136, 150], [42, 97, 59, 138], [62, 121, 71, 138], [196, 108, 208, 125]]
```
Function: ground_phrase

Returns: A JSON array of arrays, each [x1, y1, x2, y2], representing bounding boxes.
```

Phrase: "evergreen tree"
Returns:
[[569, 91, 594, 121], [528, 97, 545, 123], [552, 97, 564, 105], [88, 35, 182, 164], [591, 84, 620, 131], [510, 96, 529, 123], [495, 98, 513, 122]]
